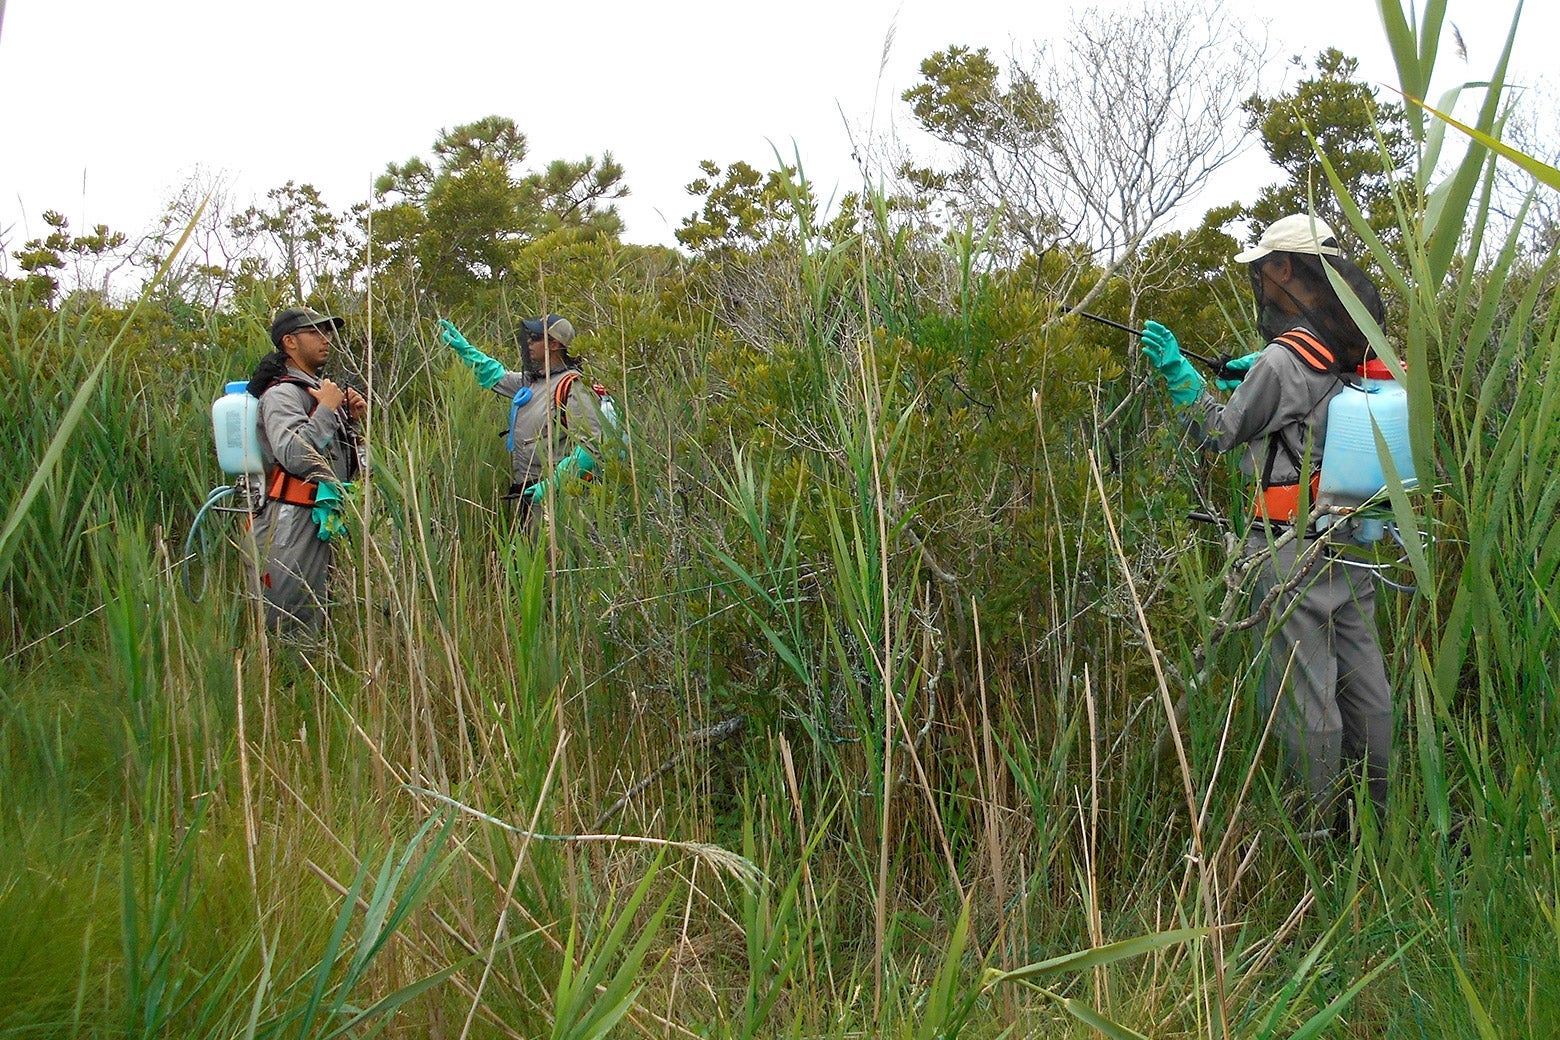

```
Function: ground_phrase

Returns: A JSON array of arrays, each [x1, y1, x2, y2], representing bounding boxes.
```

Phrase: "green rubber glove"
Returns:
[[312, 481, 352, 542], [522, 446, 598, 503], [1214, 351, 1261, 392], [439, 318, 506, 390], [1141, 320, 1207, 407], [563, 445, 597, 483]]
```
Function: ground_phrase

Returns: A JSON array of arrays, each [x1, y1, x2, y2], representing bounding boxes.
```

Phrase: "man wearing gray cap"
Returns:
[[437, 313, 607, 514], [1139, 214, 1395, 838], [246, 307, 366, 634]]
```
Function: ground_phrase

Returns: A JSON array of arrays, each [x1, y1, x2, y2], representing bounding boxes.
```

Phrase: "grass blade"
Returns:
[[984, 928, 1207, 986]]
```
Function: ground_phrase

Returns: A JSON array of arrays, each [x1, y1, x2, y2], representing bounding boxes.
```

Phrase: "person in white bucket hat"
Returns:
[[1232, 212, 1345, 264], [1140, 213, 1394, 840]]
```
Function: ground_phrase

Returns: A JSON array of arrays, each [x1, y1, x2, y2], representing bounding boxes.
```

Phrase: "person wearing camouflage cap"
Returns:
[[246, 307, 366, 635], [436, 313, 608, 516]]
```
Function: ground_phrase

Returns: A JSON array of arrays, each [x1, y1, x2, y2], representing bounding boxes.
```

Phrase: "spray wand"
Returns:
[[1060, 304, 1237, 379]]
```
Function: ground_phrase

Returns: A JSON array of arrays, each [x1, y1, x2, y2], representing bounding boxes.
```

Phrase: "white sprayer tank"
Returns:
[[212, 381, 264, 475], [1319, 359, 1416, 540]]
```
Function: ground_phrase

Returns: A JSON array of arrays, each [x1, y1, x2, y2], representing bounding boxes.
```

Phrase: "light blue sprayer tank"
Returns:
[[184, 381, 266, 602], [211, 380, 264, 475], [1319, 359, 1416, 541]]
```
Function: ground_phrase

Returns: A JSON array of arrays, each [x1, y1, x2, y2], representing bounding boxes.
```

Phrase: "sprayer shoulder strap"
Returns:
[[261, 377, 333, 500], [552, 371, 583, 424], [1272, 330, 1336, 374], [552, 371, 613, 427], [272, 376, 321, 415], [1261, 429, 1303, 491], [1257, 336, 1340, 491]]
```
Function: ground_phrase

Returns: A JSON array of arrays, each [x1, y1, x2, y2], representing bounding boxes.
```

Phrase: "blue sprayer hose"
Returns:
[[181, 485, 236, 603]]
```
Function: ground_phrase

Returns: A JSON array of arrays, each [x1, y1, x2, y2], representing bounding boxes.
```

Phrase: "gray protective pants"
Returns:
[[250, 500, 333, 635], [1250, 530, 1392, 830]]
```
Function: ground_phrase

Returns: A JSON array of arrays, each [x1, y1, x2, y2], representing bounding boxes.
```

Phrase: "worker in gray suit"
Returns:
[[437, 313, 606, 519], [1142, 215, 1393, 836], [247, 307, 366, 635]]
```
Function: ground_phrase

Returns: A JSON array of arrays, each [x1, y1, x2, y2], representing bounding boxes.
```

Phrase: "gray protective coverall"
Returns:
[[250, 366, 359, 633], [492, 367, 605, 492], [1189, 326, 1392, 827]]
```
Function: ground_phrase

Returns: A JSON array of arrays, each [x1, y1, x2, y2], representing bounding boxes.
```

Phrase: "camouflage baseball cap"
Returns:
[[270, 306, 344, 347], [520, 314, 576, 347]]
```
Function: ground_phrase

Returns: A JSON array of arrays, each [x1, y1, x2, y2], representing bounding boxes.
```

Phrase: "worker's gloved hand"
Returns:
[[1215, 351, 1261, 392], [1141, 320, 1207, 407], [312, 481, 352, 542], [521, 447, 599, 504], [557, 445, 597, 485], [503, 482, 539, 524], [437, 318, 474, 356], [438, 318, 506, 390]]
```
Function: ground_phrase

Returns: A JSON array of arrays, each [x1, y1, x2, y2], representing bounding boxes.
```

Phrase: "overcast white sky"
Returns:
[[0, 0, 1549, 256]]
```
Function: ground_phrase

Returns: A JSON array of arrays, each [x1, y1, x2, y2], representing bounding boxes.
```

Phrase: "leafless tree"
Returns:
[[893, 0, 1267, 311], [1488, 78, 1560, 257], [1040, 2, 1262, 260]]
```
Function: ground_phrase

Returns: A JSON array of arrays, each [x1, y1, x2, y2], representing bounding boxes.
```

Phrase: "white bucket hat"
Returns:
[[1233, 213, 1343, 264]]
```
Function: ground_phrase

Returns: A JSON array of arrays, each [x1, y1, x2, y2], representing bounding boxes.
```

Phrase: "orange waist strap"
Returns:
[[1253, 474, 1321, 524], [266, 466, 318, 507]]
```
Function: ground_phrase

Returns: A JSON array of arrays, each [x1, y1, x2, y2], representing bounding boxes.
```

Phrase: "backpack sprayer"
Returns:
[[181, 380, 266, 601], [1316, 358, 1416, 541], [1062, 304, 1418, 545]]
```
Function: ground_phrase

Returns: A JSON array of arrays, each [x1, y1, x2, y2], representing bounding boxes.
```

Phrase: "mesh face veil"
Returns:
[[1251, 259, 1296, 343], [522, 337, 585, 381], [1249, 252, 1384, 370]]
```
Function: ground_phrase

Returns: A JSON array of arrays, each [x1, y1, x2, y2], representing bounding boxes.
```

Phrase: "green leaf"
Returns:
[[1450, 954, 1503, 1040], [1286, 944, 1406, 1040], [1371, 419, 1432, 594], [917, 896, 982, 1040], [983, 928, 1206, 985], [1055, 993, 1152, 1040], [318, 952, 492, 1040], [1396, 88, 1559, 190], [550, 855, 671, 1040], [1413, 650, 1451, 839]]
